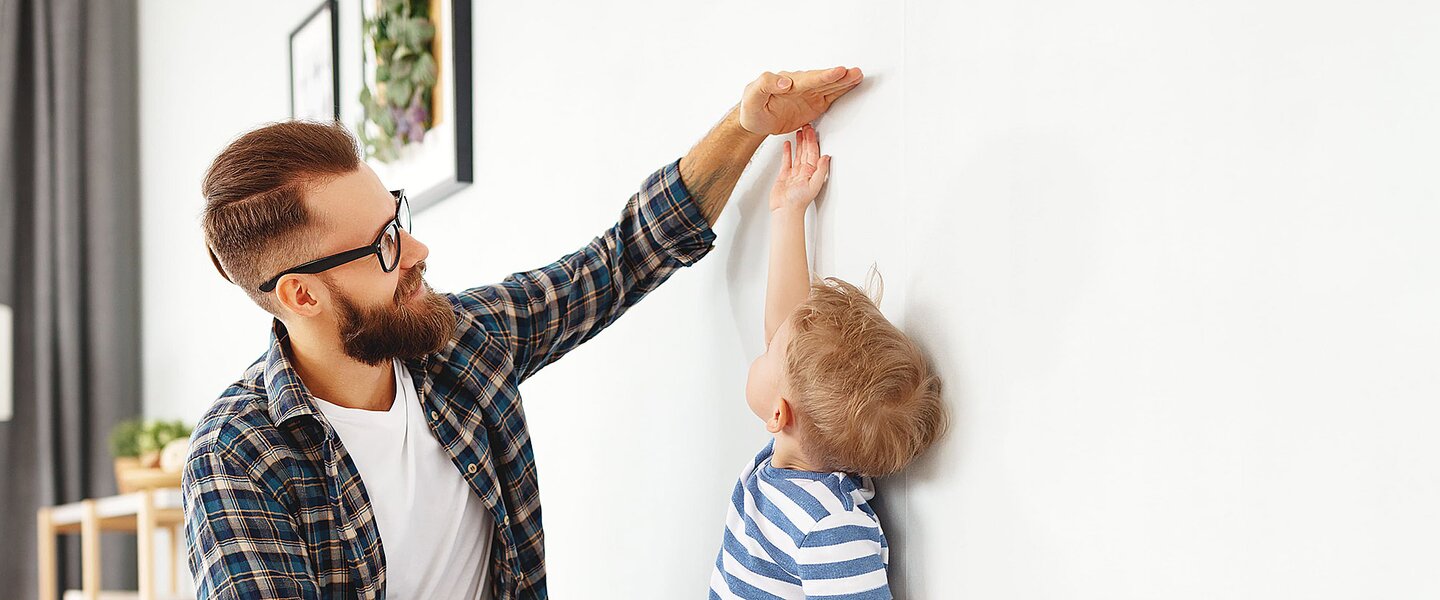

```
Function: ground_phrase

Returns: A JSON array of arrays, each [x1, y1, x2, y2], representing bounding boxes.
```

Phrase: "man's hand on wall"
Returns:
[[739, 66, 864, 136]]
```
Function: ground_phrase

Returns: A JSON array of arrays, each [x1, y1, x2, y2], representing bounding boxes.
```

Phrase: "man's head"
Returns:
[[202, 121, 455, 364], [745, 276, 947, 477]]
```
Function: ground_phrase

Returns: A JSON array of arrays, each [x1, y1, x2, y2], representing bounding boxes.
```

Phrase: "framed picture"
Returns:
[[0, 303, 10, 422], [339, 0, 473, 214], [289, 0, 341, 121]]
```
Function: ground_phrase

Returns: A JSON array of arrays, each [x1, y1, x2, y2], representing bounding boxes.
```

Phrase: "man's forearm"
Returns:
[[679, 105, 767, 226]]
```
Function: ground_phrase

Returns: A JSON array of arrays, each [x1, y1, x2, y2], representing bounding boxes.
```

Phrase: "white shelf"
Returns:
[[48, 489, 183, 526], [62, 592, 191, 600]]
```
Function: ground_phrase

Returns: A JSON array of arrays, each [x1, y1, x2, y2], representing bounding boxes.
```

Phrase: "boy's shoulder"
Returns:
[[744, 442, 880, 537]]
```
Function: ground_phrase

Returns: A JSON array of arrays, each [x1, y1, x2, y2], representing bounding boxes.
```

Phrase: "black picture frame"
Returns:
[[289, 0, 341, 121], [348, 0, 473, 214], [411, 0, 472, 213]]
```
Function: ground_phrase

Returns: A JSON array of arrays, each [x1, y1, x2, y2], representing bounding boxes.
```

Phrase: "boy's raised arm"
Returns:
[[765, 124, 831, 344]]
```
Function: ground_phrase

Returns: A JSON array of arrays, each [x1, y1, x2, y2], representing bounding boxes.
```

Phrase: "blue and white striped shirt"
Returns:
[[710, 441, 891, 599]]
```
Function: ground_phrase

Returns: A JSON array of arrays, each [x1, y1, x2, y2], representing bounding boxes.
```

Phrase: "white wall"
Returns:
[[141, 1, 1440, 597]]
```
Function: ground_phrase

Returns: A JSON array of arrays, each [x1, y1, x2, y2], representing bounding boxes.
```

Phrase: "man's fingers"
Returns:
[[786, 66, 847, 93], [822, 80, 862, 105], [815, 69, 864, 95], [746, 72, 791, 105], [761, 71, 792, 95], [802, 67, 863, 94]]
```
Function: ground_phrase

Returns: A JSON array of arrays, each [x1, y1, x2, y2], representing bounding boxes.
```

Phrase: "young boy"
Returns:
[[708, 124, 948, 599]]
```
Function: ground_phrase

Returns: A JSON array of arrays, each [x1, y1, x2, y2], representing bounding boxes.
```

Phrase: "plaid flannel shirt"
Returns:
[[183, 159, 716, 600]]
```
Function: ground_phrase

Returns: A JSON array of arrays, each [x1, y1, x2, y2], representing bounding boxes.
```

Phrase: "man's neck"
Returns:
[[286, 325, 397, 412]]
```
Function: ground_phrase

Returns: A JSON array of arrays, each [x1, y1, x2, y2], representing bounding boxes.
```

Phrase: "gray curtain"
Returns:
[[0, 0, 142, 598]]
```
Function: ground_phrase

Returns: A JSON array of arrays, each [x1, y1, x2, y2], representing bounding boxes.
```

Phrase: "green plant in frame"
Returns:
[[358, 0, 439, 163]]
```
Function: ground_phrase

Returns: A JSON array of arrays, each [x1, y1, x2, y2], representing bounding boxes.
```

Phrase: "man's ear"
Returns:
[[275, 275, 325, 318], [766, 396, 796, 434]]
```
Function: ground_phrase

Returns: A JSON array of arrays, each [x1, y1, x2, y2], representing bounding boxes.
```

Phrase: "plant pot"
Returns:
[[114, 459, 182, 493], [113, 457, 142, 494]]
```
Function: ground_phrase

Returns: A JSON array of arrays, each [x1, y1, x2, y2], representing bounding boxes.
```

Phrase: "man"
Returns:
[[183, 66, 864, 599]]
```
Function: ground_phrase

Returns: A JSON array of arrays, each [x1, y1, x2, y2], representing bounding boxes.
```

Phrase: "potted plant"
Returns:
[[109, 418, 145, 493], [137, 419, 191, 468], [109, 418, 193, 493]]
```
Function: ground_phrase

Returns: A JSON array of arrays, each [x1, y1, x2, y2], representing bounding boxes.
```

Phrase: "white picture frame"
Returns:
[[0, 304, 11, 422]]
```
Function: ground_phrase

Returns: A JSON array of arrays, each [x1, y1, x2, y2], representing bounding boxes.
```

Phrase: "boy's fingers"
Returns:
[[780, 141, 792, 175], [804, 126, 818, 165], [809, 155, 831, 194]]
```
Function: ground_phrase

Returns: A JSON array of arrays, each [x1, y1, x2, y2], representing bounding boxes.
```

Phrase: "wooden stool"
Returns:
[[36, 489, 187, 600]]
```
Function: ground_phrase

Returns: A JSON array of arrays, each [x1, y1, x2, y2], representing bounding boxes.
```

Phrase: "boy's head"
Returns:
[[745, 276, 946, 477]]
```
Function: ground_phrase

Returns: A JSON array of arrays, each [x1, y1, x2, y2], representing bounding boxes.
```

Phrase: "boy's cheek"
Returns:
[[744, 359, 773, 420]]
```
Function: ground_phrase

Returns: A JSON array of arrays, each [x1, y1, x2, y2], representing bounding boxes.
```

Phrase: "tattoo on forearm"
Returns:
[[690, 165, 735, 225], [678, 105, 766, 226]]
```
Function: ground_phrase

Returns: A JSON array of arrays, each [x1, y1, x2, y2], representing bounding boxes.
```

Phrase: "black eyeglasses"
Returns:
[[258, 190, 410, 293]]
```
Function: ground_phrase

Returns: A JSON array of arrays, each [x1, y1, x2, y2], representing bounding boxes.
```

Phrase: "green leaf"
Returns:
[[392, 44, 412, 62], [386, 80, 412, 107], [109, 419, 144, 458], [408, 18, 435, 47], [376, 103, 397, 133], [413, 53, 437, 86], [390, 56, 414, 80]]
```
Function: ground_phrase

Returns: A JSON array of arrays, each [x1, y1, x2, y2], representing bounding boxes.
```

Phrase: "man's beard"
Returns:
[[327, 267, 456, 366]]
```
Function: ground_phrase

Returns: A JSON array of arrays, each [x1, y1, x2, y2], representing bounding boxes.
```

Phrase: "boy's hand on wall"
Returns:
[[740, 67, 863, 136], [770, 124, 830, 214]]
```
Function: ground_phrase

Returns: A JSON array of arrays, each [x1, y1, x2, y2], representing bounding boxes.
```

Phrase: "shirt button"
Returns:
[[515, 571, 525, 582], [467, 463, 478, 474], [429, 410, 439, 420]]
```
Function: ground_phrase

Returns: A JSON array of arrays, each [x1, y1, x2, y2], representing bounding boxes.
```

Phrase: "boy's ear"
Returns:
[[766, 397, 796, 434]]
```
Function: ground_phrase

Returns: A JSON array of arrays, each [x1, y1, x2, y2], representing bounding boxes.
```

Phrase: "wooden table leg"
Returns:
[[168, 523, 181, 595], [81, 500, 99, 600], [36, 507, 56, 600], [137, 491, 155, 600]]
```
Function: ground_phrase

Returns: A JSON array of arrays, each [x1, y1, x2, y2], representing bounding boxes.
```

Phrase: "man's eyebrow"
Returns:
[[369, 216, 391, 240], [365, 192, 399, 240]]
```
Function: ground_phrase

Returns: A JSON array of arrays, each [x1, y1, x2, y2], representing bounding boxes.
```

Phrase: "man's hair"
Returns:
[[201, 121, 360, 315], [785, 275, 947, 477]]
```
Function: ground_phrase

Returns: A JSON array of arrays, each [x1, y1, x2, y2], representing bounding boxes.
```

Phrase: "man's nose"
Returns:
[[399, 229, 429, 269]]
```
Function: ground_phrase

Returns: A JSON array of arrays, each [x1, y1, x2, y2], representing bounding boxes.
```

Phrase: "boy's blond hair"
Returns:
[[785, 275, 946, 477]]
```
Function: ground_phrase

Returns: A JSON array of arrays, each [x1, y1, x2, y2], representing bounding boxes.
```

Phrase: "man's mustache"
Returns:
[[394, 262, 428, 303]]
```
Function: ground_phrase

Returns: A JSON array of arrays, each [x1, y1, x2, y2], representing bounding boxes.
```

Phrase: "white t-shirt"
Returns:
[[314, 358, 493, 600]]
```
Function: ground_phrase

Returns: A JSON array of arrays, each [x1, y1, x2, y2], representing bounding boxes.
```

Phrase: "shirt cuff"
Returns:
[[638, 158, 718, 267]]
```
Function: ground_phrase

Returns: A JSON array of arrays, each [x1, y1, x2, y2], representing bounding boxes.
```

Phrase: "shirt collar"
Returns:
[[263, 319, 321, 426], [262, 319, 435, 426]]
